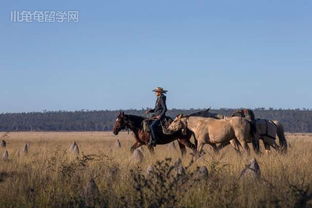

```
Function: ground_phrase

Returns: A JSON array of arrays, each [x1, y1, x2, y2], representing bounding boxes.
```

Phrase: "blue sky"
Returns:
[[0, 0, 312, 113]]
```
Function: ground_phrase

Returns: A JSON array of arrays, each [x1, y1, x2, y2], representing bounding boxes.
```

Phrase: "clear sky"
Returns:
[[0, 0, 312, 113]]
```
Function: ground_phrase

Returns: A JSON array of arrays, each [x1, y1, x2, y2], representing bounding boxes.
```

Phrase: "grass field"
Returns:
[[0, 131, 312, 208]]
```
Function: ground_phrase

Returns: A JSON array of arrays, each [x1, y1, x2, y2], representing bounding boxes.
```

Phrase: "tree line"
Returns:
[[0, 108, 311, 132]]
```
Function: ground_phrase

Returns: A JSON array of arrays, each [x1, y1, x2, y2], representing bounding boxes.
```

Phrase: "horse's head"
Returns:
[[232, 109, 255, 121], [113, 112, 127, 135], [167, 114, 188, 134]]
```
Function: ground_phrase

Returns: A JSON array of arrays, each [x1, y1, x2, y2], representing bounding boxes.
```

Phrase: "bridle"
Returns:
[[115, 116, 130, 133]]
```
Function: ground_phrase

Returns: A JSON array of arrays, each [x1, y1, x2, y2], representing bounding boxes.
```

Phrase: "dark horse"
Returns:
[[112, 112, 197, 156]]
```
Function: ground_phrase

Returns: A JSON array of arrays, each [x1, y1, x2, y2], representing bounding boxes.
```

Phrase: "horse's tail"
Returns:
[[273, 120, 288, 153], [249, 120, 260, 154]]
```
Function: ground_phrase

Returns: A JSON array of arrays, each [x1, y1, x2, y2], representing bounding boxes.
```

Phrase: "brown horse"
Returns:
[[112, 112, 197, 156]]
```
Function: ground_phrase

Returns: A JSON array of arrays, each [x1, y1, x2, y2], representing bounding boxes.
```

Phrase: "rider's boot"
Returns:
[[149, 120, 159, 147], [148, 134, 157, 147]]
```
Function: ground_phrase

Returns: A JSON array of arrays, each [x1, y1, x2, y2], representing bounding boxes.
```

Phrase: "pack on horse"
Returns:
[[112, 112, 197, 156], [231, 109, 288, 153]]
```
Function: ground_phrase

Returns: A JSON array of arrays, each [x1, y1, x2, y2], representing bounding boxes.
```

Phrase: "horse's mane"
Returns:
[[188, 108, 220, 119], [188, 109, 210, 116], [125, 114, 145, 120], [124, 114, 145, 126]]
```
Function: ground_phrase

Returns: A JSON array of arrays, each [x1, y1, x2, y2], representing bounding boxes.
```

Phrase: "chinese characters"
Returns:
[[11, 10, 79, 23]]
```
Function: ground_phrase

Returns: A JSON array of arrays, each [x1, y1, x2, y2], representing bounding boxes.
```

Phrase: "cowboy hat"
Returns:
[[152, 87, 168, 93]]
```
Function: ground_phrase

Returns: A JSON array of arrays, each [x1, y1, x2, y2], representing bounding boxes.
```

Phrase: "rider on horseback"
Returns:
[[145, 87, 168, 147]]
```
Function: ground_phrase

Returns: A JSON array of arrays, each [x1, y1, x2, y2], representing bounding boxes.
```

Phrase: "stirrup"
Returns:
[[148, 139, 156, 147]]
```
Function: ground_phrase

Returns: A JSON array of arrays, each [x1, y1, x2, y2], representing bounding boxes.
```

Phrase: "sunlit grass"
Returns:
[[0, 132, 311, 208]]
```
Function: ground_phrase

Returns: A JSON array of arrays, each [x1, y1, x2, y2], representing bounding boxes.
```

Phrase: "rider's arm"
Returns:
[[159, 96, 167, 118], [148, 109, 155, 113]]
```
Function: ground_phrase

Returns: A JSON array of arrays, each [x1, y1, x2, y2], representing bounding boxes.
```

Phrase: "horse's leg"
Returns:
[[234, 123, 250, 155], [177, 142, 187, 157], [230, 139, 242, 154], [271, 142, 279, 150], [178, 138, 196, 155], [217, 139, 241, 153], [216, 141, 230, 151], [210, 143, 219, 153], [196, 141, 205, 158], [236, 137, 250, 155], [193, 134, 198, 149], [263, 141, 271, 154], [130, 142, 142, 153], [147, 145, 155, 154], [251, 135, 261, 154], [262, 136, 279, 151], [242, 141, 250, 155]]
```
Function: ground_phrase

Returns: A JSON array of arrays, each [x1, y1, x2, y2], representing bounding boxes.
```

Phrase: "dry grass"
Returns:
[[0, 131, 312, 208]]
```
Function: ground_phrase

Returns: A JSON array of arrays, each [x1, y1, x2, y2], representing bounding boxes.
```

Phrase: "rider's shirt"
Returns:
[[149, 94, 167, 119]]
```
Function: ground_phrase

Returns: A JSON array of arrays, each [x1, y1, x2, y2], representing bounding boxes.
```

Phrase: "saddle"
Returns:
[[142, 116, 173, 134]]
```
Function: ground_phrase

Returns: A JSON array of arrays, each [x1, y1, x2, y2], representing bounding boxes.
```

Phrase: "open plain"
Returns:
[[0, 131, 312, 208]]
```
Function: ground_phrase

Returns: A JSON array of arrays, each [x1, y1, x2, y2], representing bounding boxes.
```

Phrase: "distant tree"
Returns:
[[0, 109, 311, 132]]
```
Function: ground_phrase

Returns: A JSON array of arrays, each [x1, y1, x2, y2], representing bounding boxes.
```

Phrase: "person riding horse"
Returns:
[[145, 87, 168, 147]]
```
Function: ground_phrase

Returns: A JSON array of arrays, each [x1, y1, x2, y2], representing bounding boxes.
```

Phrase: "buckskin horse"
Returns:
[[167, 114, 253, 156], [112, 112, 197, 156], [192, 108, 287, 154]]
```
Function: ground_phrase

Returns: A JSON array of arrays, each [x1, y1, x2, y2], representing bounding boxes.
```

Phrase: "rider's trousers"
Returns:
[[150, 119, 161, 142]]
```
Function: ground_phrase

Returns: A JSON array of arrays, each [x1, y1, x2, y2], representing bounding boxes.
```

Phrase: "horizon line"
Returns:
[[1, 107, 312, 114]]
